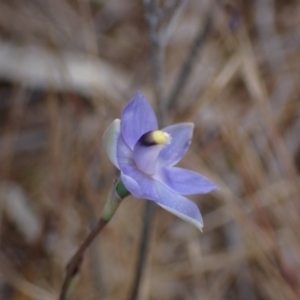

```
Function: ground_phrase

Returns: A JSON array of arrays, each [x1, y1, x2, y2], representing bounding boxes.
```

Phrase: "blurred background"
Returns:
[[0, 0, 300, 299]]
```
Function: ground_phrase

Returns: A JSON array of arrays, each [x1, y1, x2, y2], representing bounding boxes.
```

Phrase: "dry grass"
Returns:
[[0, 0, 300, 299]]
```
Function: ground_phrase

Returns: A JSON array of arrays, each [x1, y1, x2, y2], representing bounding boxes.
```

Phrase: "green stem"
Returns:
[[101, 179, 128, 221], [58, 178, 130, 300]]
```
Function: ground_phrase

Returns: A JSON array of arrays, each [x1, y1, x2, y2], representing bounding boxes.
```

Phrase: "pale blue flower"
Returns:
[[103, 92, 217, 230]]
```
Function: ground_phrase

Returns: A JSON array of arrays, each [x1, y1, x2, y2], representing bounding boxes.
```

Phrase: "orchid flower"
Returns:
[[103, 92, 217, 230]]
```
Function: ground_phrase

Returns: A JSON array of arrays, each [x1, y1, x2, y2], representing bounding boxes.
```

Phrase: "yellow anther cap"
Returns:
[[140, 130, 171, 146], [151, 130, 171, 145]]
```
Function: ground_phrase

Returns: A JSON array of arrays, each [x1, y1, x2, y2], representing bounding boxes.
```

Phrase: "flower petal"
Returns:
[[156, 167, 218, 195], [117, 133, 134, 169], [102, 119, 121, 169], [120, 171, 141, 198], [154, 181, 203, 230], [121, 92, 158, 149], [133, 142, 164, 175], [121, 166, 158, 199], [158, 123, 194, 166]]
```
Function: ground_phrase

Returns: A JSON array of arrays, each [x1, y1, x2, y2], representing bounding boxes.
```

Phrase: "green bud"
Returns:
[[101, 178, 130, 222], [115, 179, 131, 199]]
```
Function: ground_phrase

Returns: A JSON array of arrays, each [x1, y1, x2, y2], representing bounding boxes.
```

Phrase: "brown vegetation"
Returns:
[[0, 0, 300, 299]]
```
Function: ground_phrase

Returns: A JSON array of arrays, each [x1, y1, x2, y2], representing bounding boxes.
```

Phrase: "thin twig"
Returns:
[[160, 0, 187, 48], [144, 0, 166, 123], [161, 0, 183, 21], [128, 1, 168, 300], [128, 201, 156, 300], [130, 1, 210, 299], [167, 10, 213, 109]]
